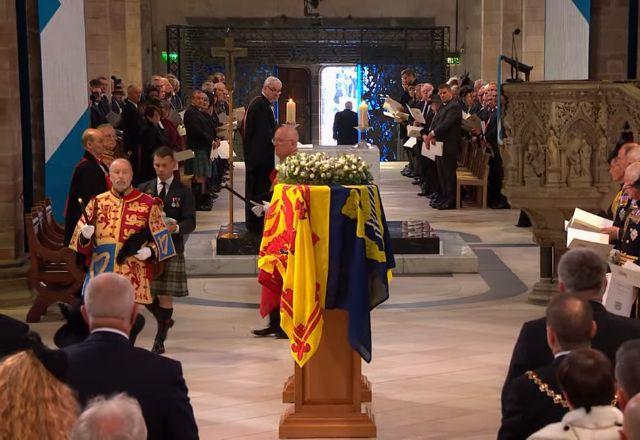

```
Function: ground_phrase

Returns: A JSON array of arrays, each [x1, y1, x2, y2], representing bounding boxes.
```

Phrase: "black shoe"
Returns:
[[252, 326, 280, 337], [437, 203, 456, 210], [130, 314, 146, 346], [151, 308, 174, 354], [429, 199, 443, 207], [275, 329, 288, 339], [417, 191, 429, 197]]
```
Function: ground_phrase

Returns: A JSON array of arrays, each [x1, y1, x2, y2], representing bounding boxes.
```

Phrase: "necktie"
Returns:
[[159, 181, 167, 199]]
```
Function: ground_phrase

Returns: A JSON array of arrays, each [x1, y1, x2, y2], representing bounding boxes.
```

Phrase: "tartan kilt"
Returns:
[[193, 149, 212, 178], [150, 253, 189, 297]]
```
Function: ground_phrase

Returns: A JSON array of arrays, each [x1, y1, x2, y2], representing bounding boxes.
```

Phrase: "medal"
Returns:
[[171, 197, 180, 208], [632, 229, 638, 241]]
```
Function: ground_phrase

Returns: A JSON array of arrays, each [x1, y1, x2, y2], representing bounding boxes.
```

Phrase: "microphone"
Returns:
[[513, 28, 521, 35]]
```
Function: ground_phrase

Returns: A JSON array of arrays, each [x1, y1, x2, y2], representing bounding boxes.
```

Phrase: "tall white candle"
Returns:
[[358, 101, 369, 129], [286, 99, 296, 124]]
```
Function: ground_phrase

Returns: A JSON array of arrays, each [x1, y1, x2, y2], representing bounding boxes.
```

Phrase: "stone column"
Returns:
[[85, 0, 143, 85], [522, 0, 545, 81], [0, 0, 32, 307]]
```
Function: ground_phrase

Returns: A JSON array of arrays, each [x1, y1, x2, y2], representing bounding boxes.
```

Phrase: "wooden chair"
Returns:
[[456, 144, 490, 209], [40, 197, 65, 241], [31, 205, 64, 250], [24, 212, 84, 323]]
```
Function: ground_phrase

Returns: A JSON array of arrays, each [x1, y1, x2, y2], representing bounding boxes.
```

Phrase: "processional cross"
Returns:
[[212, 37, 247, 238]]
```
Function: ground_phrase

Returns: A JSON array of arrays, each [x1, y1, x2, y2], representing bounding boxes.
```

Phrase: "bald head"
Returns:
[[82, 273, 136, 333], [625, 394, 640, 440], [345, 101, 353, 110], [82, 128, 105, 158], [624, 162, 640, 200], [109, 159, 133, 193], [274, 125, 298, 161]]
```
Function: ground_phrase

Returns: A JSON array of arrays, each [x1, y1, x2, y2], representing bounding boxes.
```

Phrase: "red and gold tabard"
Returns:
[[70, 188, 176, 304]]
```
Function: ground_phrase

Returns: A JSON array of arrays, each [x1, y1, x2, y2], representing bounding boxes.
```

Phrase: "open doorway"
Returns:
[[319, 65, 360, 145]]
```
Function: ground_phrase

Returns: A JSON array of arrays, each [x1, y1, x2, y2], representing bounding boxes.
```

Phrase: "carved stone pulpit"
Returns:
[[502, 81, 640, 303]]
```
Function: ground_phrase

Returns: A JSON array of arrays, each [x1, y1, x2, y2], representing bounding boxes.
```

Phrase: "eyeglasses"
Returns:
[[273, 138, 296, 144], [268, 86, 282, 93]]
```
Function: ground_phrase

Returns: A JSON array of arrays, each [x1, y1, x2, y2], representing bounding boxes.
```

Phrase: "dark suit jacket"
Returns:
[[499, 356, 569, 440], [479, 107, 498, 148], [63, 331, 198, 440], [138, 121, 169, 184], [430, 99, 462, 156], [184, 106, 217, 152], [501, 300, 640, 414], [242, 94, 276, 171], [64, 151, 110, 245], [333, 109, 358, 145], [138, 178, 196, 253], [118, 99, 144, 156], [90, 102, 107, 128]]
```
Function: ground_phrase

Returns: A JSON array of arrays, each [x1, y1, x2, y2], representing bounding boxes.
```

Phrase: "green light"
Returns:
[[161, 51, 168, 62], [447, 56, 460, 65], [169, 52, 178, 61], [161, 51, 178, 62]]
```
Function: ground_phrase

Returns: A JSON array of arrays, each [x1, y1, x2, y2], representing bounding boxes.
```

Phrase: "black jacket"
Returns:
[[499, 355, 569, 439], [242, 94, 276, 171], [118, 99, 144, 155], [64, 151, 110, 245], [333, 109, 358, 145], [63, 331, 199, 440], [479, 107, 498, 148], [430, 99, 462, 156], [501, 300, 640, 414], [138, 121, 169, 184], [138, 178, 196, 253], [184, 106, 217, 152]]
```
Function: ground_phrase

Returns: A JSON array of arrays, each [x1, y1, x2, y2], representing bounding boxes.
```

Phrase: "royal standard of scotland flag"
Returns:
[[258, 183, 394, 366]]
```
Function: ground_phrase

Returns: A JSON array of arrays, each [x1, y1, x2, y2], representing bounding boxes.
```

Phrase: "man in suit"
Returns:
[[63, 272, 199, 440], [498, 294, 596, 439], [138, 147, 196, 354], [184, 90, 219, 211], [333, 101, 358, 145], [501, 248, 640, 413], [616, 340, 640, 411], [118, 84, 143, 159], [422, 83, 462, 209], [64, 128, 110, 245], [242, 76, 281, 234]]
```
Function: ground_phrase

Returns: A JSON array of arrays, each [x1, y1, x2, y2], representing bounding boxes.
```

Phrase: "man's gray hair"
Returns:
[[616, 340, 640, 399], [263, 76, 282, 89], [84, 273, 135, 321], [71, 393, 147, 440], [557, 248, 606, 294]]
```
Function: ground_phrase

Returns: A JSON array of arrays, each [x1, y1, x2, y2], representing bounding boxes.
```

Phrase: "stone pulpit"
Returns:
[[502, 81, 640, 303]]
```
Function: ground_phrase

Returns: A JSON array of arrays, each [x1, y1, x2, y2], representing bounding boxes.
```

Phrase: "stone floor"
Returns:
[[1, 162, 545, 439]]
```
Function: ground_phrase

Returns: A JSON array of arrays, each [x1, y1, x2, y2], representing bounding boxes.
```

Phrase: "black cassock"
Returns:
[[63, 151, 110, 245], [332, 109, 358, 145], [242, 94, 276, 234]]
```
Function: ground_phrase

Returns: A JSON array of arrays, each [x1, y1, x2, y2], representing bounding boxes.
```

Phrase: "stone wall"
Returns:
[[589, 0, 629, 80]]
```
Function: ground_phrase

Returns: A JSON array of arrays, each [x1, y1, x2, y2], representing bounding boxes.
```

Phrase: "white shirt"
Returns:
[[157, 175, 174, 196], [91, 327, 129, 339], [554, 350, 571, 358]]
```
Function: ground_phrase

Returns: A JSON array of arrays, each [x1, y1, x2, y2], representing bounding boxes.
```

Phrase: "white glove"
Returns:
[[250, 201, 270, 218], [134, 247, 152, 261], [80, 225, 95, 239]]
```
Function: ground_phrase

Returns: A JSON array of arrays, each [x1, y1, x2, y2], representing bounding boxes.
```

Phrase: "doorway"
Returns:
[[277, 66, 312, 144]]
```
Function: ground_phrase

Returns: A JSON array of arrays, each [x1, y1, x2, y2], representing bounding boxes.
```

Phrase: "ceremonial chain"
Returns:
[[525, 371, 569, 408]]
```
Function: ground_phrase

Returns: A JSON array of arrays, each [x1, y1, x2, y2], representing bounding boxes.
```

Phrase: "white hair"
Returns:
[[263, 76, 282, 89], [71, 393, 147, 440], [84, 273, 135, 321]]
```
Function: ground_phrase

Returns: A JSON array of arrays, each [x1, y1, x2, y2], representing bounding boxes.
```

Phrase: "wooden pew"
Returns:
[[24, 211, 84, 323], [39, 197, 65, 242], [456, 143, 490, 209]]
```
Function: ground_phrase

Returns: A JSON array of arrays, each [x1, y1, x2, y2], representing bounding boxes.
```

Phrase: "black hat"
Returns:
[[430, 94, 443, 104], [0, 314, 30, 358], [53, 303, 90, 349]]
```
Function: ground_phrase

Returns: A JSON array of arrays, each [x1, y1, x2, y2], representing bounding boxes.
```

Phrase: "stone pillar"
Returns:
[[481, 0, 502, 81], [590, 0, 629, 80], [0, 0, 32, 307], [522, 0, 545, 81], [85, 0, 143, 85]]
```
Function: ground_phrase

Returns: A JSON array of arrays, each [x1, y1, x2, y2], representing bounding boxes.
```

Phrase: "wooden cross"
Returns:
[[212, 38, 247, 238]]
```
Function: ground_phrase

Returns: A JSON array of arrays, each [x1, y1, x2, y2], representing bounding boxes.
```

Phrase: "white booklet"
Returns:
[[602, 271, 635, 317], [174, 149, 195, 162], [404, 137, 417, 148], [566, 227, 613, 258], [218, 140, 236, 159], [407, 126, 422, 138], [568, 208, 613, 232], [421, 143, 437, 161], [408, 107, 425, 124], [429, 141, 444, 156]]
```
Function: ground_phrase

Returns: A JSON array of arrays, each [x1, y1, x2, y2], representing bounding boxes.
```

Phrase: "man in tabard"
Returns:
[[242, 76, 281, 234]]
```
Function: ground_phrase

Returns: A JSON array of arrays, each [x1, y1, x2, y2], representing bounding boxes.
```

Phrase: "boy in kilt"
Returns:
[[138, 147, 196, 353]]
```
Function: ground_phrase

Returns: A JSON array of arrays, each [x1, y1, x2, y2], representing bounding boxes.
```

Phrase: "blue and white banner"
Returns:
[[544, 0, 591, 80], [39, 0, 89, 219]]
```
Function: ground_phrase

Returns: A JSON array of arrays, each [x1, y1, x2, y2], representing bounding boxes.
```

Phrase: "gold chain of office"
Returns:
[[525, 371, 618, 408]]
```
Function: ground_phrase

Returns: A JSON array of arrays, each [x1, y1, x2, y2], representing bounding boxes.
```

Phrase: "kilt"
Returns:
[[193, 149, 212, 178], [150, 253, 189, 297]]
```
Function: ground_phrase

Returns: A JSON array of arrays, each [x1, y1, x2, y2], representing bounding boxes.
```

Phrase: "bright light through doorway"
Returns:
[[319, 65, 360, 145]]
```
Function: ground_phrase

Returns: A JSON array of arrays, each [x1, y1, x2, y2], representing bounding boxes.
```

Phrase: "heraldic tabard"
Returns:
[[70, 189, 176, 304], [258, 183, 395, 367]]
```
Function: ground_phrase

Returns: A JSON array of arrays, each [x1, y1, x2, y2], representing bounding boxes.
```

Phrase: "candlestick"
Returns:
[[358, 101, 369, 129], [286, 98, 296, 124]]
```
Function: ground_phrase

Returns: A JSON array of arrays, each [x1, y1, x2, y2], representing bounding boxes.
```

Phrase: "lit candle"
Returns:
[[286, 98, 296, 124], [358, 101, 369, 129]]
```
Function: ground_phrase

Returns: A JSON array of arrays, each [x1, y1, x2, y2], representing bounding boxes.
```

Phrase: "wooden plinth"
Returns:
[[279, 309, 376, 438], [282, 375, 372, 403]]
